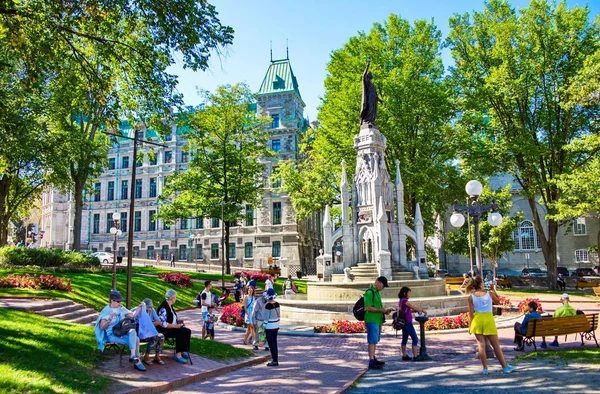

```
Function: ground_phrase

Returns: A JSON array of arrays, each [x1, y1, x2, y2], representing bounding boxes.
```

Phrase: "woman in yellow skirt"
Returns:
[[467, 277, 515, 375]]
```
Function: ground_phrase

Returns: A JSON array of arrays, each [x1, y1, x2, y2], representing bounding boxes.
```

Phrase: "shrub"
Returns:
[[517, 297, 543, 314], [233, 271, 270, 282], [158, 272, 193, 288], [219, 303, 246, 327], [0, 246, 100, 269], [424, 313, 470, 331], [0, 274, 73, 292], [313, 320, 366, 334]]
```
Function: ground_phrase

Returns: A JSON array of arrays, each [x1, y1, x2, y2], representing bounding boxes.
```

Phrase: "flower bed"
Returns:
[[313, 320, 366, 334], [0, 274, 73, 291], [219, 303, 246, 327], [233, 271, 270, 282], [424, 313, 470, 331], [158, 272, 193, 288], [518, 297, 543, 314], [497, 295, 512, 308]]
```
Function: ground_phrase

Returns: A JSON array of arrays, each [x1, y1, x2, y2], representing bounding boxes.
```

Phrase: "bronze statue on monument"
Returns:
[[360, 61, 383, 126]]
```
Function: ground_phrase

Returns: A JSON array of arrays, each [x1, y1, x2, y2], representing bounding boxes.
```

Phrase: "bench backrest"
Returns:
[[525, 313, 598, 337], [446, 277, 465, 285]]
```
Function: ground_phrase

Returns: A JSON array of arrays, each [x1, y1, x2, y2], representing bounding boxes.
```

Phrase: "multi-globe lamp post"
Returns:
[[109, 213, 122, 291], [450, 180, 503, 279]]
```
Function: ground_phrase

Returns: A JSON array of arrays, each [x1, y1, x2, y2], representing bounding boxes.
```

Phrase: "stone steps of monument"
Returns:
[[392, 273, 415, 281]]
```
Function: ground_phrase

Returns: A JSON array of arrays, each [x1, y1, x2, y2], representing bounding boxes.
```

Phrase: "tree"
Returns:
[[158, 84, 272, 275], [447, 0, 600, 288], [1, 0, 234, 251], [444, 185, 522, 276], [280, 14, 463, 240]]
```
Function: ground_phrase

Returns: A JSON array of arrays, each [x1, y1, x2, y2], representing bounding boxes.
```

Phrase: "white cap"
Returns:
[[561, 293, 569, 300]]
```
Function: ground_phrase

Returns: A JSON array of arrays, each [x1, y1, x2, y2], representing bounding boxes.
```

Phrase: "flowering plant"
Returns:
[[497, 295, 512, 308], [424, 313, 470, 331], [233, 271, 270, 282], [313, 320, 366, 334], [517, 298, 543, 314], [0, 274, 73, 291], [219, 303, 246, 327], [158, 272, 193, 288]]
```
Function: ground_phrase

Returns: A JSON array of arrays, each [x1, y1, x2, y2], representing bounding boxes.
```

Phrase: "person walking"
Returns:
[[251, 287, 268, 351], [364, 276, 393, 370], [467, 277, 515, 374], [397, 286, 427, 361], [263, 288, 280, 366], [170, 253, 175, 267], [242, 286, 256, 345], [282, 275, 297, 298]]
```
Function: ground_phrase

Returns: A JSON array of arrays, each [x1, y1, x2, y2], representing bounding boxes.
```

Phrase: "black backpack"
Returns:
[[353, 289, 375, 321]]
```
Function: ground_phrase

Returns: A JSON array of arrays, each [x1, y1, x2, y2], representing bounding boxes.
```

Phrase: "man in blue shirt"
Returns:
[[513, 300, 542, 351]]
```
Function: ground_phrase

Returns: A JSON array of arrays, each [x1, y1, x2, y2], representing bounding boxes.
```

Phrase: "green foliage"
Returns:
[[0, 246, 100, 269], [281, 14, 463, 238], [447, 0, 600, 286]]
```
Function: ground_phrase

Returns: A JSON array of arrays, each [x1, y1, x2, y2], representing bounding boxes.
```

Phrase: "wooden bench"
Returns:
[[516, 313, 599, 351], [593, 287, 600, 297], [576, 280, 599, 289], [445, 277, 465, 285], [496, 278, 512, 288], [104, 342, 127, 367]]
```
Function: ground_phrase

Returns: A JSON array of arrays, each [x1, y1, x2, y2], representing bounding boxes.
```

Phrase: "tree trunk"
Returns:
[[71, 178, 85, 251], [0, 176, 11, 246], [225, 223, 231, 275], [528, 198, 558, 289]]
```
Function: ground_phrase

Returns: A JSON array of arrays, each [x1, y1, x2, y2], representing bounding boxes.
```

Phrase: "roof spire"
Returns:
[[286, 39, 289, 59], [270, 41, 273, 62]]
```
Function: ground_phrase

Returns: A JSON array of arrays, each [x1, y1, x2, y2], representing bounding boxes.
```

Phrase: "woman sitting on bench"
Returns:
[[157, 289, 192, 364], [94, 290, 147, 371]]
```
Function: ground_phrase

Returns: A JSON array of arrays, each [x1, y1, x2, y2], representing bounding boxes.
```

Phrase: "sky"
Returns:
[[169, 0, 600, 122]]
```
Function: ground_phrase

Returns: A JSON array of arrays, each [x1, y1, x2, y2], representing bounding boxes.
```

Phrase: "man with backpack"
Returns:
[[364, 276, 392, 370]]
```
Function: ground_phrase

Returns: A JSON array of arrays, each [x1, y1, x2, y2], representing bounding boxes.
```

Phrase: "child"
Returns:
[[204, 306, 216, 340]]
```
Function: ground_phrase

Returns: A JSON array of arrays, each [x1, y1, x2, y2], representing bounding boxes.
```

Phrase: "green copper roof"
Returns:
[[258, 59, 303, 101]]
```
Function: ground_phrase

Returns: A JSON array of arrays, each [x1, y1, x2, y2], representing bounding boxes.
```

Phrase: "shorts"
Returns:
[[206, 328, 214, 337], [202, 312, 208, 322], [366, 322, 381, 345], [469, 312, 498, 335]]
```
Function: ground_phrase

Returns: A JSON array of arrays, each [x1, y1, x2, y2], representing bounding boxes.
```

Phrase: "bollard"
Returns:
[[414, 315, 432, 361]]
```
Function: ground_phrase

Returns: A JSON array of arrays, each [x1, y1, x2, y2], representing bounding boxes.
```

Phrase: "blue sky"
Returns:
[[169, 0, 600, 121]]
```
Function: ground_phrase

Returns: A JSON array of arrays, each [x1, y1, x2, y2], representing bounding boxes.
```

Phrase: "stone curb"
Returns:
[[115, 354, 271, 394], [337, 366, 368, 394]]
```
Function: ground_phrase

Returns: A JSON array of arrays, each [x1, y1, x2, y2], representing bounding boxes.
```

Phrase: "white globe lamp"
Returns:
[[465, 180, 483, 198], [450, 212, 466, 228], [110, 227, 117, 235], [116, 230, 122, 236], [488, 212, 503, 227]]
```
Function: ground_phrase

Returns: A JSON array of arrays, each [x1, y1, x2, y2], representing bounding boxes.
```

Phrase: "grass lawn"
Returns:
[[516, 348, 600, 365]]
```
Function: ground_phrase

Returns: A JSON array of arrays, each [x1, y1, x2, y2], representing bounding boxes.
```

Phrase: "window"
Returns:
[[107, 181, 115, 201], [244, 242, 253, 258], [149, 154, 157, 166], [148, 210, 156, 231], [121, 180, 128, 200], [161, 245, 169, 260], [122, 156, 129, 169], [93, 214, 100, 234], [245, 205, 254, 226], [164, 132, 172, 142], [179, 245, 187, 260], [181, 151, 189, 163], [147, 245, 154, 259], [135, 179, 142, 199], [149, 178, 157, 198], [212, 218, 219, 228], [120, 212, 128, 232], [272, 139, 281, 152], [94, 183, 101, 202], [134, 211, 141, 232], [106, 213, 113, 233], [273, 202, 282, 225], [211, 244, 219, 260], [574, 218, 587, 235], [164, 151, 173, 164], [512, 220, 537, 251], [180, 218, 188, 230], [136, 159, 142, 168], [271, 114, 279, 129], [272, 241, 281, 258], [163, 220, 170, 230], [133, 246, 140, 257], [195, 217, 204, 229], [108, 158, 116, 170], [118, 246, 125, 256], [272, 174, 282, 189], [575, 249, 589, 263], [196, 244, 203, 260], [229, 243, 236, 259]]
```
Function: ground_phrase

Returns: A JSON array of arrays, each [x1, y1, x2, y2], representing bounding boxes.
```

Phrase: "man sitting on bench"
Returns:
[[541, 293, 577, 348], [514, 300, 542, 351]]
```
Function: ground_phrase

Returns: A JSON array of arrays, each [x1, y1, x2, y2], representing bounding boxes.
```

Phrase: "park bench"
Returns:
[[104, 342, 127, 367], [593, 287, 600, 297], [496, 278, 511, 288], [445, 277, 464, 285], [576, 280, 599, 290], [516, 313, 599, 351]]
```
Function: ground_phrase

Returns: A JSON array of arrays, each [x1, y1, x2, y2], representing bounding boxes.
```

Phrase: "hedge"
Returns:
[[0, 246, 100, 269]]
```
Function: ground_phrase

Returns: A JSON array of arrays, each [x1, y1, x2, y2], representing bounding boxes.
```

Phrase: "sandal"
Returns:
[[154, 357, 166, 365], [142, 355, 154, 365], [134, 361, 146, 371]]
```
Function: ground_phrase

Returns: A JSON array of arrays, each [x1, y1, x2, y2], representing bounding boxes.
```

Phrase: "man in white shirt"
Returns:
[[200, 280, 212, 339], [265, 275, 274, 291]]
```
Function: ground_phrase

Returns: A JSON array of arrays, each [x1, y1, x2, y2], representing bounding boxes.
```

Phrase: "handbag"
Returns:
[[392, 300, 407, 331], [112, 318, 138, 337]]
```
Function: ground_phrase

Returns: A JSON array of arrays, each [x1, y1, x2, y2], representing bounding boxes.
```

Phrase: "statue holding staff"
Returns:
[[360, 61, 382, 125]]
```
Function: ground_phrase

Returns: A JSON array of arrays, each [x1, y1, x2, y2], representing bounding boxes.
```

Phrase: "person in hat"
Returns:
[[233, 278, 243, 303], [94, 290, 147, 371], [541, 293, 577, 348], [263, 287, 280, 366], [364, 276, 393, 370]]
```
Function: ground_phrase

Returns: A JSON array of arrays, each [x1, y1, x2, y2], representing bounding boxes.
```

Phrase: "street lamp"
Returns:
[[450, 180, 503, 279], [109, 213, 122, 290]]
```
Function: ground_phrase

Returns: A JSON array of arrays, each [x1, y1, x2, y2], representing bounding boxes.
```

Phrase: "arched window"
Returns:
[[512, 220, 538, 251]]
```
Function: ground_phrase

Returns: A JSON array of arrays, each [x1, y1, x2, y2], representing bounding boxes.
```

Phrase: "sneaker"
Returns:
[[368, 362, 384, 370], [373, 358, 385, 366], [266, 361, 279, 367], [253, 345, 259, 350], [265, 347, 270, 351], [550, 340, 559, 347], [481, 369, 489, 375], [502, 365, 516, 374], [174, 355, 187, 364], [402, 355, 411, 361], [540, 341, 547, 349], [413, 356, 424, 362]]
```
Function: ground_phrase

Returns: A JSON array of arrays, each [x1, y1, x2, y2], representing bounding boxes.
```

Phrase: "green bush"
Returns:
[[0, 246, 100, 268]]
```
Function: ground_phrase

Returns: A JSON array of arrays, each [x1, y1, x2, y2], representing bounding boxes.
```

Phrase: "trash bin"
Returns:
[[116, 256, 123, 265], [297, 271, 303, 279]]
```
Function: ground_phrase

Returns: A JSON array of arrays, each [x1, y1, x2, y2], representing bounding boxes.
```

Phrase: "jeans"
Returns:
[[143, 333, 164, 355], [107, 328, 139, 356], [265, 328, 279, 362], [514, 322, 523, 347], [401, 323, 418, 347]]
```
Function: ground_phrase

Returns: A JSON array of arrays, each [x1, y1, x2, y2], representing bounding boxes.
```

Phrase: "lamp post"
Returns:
[[194, 234, 202, 272], [450, 180, 503, 279], [109, 213, 122, 291]]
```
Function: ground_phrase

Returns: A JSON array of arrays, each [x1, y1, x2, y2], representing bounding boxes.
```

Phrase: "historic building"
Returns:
[[40, 56, 322, 276]]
